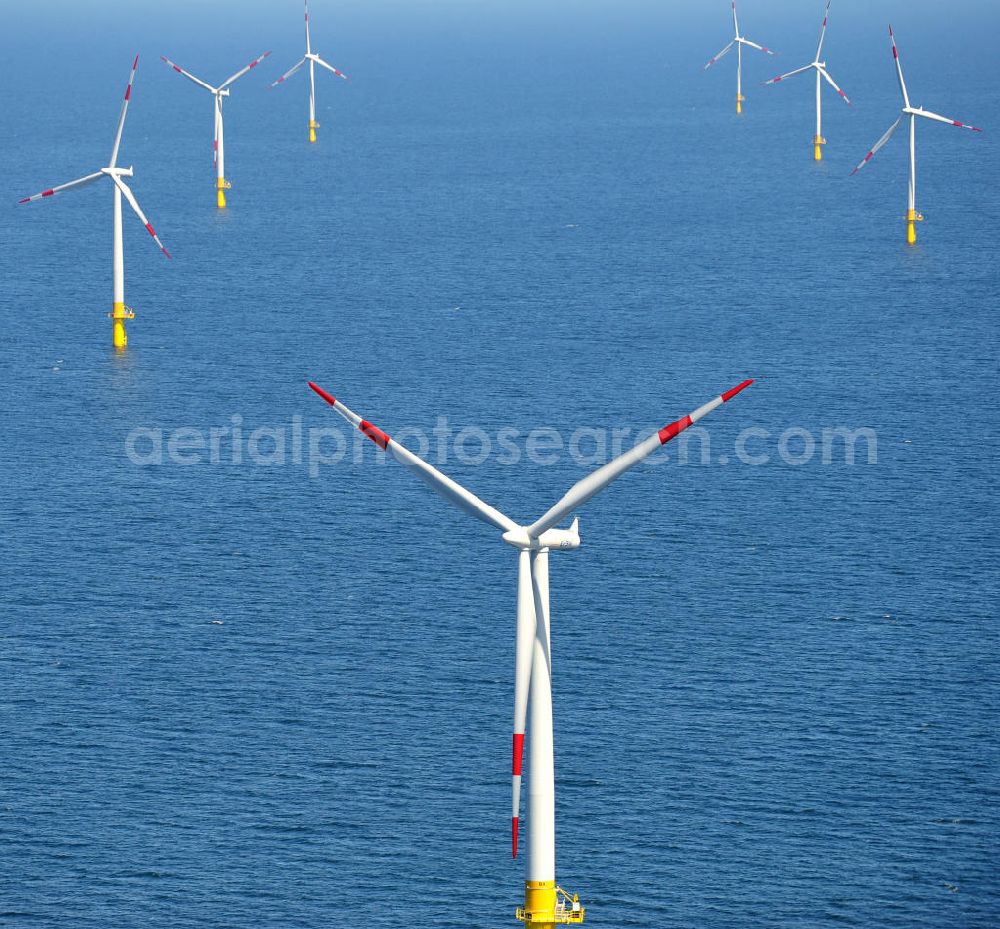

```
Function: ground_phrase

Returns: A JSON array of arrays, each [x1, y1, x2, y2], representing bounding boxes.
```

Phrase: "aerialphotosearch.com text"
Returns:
[[124, 415, 878, 477]]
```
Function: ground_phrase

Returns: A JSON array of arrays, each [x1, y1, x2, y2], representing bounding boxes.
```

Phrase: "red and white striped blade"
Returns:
[[742, 37, 775, 56], [888, 25, 909, 107], [815, 0, 832, 60], [314, 56, 349, 81], [850, 116, 902, 175], [220, 50, 272, 90], [110, 55, 139, 168], [272, 57, 307, 87], [704, 40, 735, 71], [914, 108, 982, 132], [307, 383, 518, 534], [111, 176, 171, 259], [819, 67, 852, 105], [763, 63, 812, 86], [511, 550, 535, 858], [160, 56, 216, 93], [525, 380, 754, 539], [18, 171, 104, 204]]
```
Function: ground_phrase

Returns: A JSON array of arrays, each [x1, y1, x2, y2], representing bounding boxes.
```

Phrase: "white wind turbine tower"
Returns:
[[308, 377, 753, 926], [704, 0, 776, 114], [851, 25, 982, 246], [272, 0, 349, 143], [763, 1, 852, 161], [18, 56, 171, 352], [160, 50, 272, 208]]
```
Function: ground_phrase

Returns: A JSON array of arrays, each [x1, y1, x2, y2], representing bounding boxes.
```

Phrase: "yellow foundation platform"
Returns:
[[906, 208, 922, 245], [814, 134, 826, 161], [217, 177, 231, 209], [516, 881, 584, 926], [309, 119, 319, 143], [736, 93, 745, 115], [110, 301, 135, 351]]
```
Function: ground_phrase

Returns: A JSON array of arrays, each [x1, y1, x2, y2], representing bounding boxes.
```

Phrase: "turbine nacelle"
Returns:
[[101, 166, 134, 178], [502, 519, 581, 553]]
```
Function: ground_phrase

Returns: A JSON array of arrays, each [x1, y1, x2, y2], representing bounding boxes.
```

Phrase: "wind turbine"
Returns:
[[160, 50, 272, 208], [851, 25, 982, 245], [18, 56, 171, 352], [272, 0, 349, 143], [763, 1, 852, 161], [704, 1, 776, 114], [307, 377, 753, 926]]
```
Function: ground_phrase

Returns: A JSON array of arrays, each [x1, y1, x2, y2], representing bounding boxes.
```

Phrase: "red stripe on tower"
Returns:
[[360, 421, 390, 450], [658, 415, 692, 445]]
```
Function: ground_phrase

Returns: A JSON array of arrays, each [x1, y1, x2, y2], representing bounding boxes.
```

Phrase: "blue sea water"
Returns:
[[1, 1, 998, 927]]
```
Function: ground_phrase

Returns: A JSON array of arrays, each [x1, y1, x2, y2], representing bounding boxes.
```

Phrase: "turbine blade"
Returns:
[[816, 0, 832, 59], [305, 0, 312, 54], [731, 0, 739, 36], [219, 50, 272, 90], [18, 171, 104, 204], [704, 40, 735, 70], [525, 380, 754, 539], [741, 37, 775, 56], [511, 549, 535, 858], [314, 56, 349, 80], [160, 56, 216, 92], [763, 63, 812, 85], [818, 67, 852, 105], [850, 116, 902, 175], [913, 108, 982, 131], [110, 54, 139, 168], [307, 383, 518, 534], [888, 25, 909, 107], [271, 57, 307, 87], [111, 176, 171, 259]]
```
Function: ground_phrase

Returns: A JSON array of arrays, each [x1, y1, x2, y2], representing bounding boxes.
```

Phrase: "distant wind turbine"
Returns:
[[307, 377, 753, 927], [272, 0, 349, 143], [704, 0, 776, 114], [763, 1, 852, 161], [161, 51, 272, 208], [18, 56, 171, 351], [851, 25, 982, 245]]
